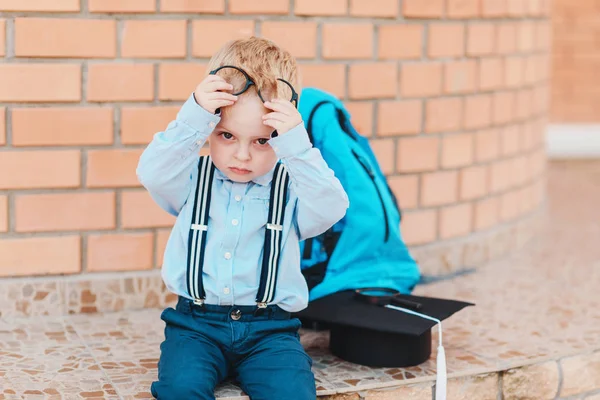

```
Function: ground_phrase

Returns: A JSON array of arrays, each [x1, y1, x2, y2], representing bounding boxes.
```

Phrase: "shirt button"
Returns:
[[208, 121, 216, 128], [223, 287, 230, 295], [224, 252, 232, 260], [231, 219, 239, 226], [235, 195, 242, 202]]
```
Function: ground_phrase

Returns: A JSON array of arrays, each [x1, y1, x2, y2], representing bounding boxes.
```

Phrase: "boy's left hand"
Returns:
[[262, 99, 303, 135]]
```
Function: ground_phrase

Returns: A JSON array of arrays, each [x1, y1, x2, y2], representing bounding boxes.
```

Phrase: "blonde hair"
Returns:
[[207, 37, 301, 107]]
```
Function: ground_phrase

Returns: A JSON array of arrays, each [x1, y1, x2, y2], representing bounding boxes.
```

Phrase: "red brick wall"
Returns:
[[0, 0, 550, 277], [551, 0, 600, 122]]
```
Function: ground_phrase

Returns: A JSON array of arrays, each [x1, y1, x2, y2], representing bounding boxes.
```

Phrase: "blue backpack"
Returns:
[[298, 88, 421, 301]]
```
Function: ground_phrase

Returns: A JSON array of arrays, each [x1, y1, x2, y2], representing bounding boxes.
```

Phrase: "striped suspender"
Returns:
[[186, 158, 289, 307], [186, 156, 216, 305], [256, 163, 290, 307]]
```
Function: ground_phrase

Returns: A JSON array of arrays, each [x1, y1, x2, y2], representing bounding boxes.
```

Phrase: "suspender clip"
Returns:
[[193, 298, 205, 306], [191, 223, 208, 231], [257, 302, 268, 308], [266, 223, 283, 231]]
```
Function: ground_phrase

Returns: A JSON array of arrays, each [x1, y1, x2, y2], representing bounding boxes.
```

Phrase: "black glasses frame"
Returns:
[[209, 65, 299, 109]]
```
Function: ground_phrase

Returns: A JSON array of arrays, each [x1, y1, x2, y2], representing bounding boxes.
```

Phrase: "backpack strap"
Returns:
[[255, 162, 290, 307], [186, 155, 216, 305]]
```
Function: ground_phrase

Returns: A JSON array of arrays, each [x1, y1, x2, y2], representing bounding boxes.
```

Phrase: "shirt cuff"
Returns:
[[176, 93, 221, 135], [269, 122, 312, 159]]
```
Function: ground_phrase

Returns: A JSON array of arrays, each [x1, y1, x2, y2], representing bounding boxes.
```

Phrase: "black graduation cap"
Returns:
[[295, 289, 474, 368]]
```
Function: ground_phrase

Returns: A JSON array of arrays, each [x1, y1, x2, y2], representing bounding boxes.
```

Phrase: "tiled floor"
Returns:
[[1, 161, 600, 399]]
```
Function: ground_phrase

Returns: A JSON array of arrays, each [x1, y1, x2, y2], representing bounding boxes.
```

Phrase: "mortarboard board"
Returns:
[[295, 289, 474, 368]]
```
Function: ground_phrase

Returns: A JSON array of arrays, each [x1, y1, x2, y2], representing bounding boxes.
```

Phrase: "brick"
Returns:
[[15, 18, 115, 58], [350, 0, 398, 17], [229, 0, 288, 14], [444, 60, 477, 94], [295, 0, 347, 15], [0, 0, 79, 12], [370, 139, 395, 174], [121, 190, 176, 228], [464, 94, 492, 129], [159, 63, 207, 101], [378, 24, 423, 60], [387, 175, 419, 209], [262, 21, 317, 59], [425, 97, 463, 133], [403, 0, 444, 18], [349, 63, 396, 99], [475, 128, 499, 162], [561, 352, 600, 396], [300, 64, 346, 98], [496, 23, 517, 54], [467, 23, 495, 56], [0, 19, 5, 56], [122, 20, 186, 58], [0, 107, 5, 145], [378, 100, 423, 136], [439, 203, 472, 239], [0, 195, 7, 232], [490, 159, 512, 192], [156, 229, 171, 267], [517, 21, 535, 52], [501, 125, 520, 156], [397, 137, 439, 173], [87, 63, 154, 102], [160, 0, 223, 13], [12, 108, 113, 146], [479, 58, 504, 91], [400, 63, 443, 97], [460, 165, 488, 200], [481, 0, 506, 17], [402, 210, 437, 245], [428, 23, 465, 58], [87, 233, 153, 272], [493, 91, 515, 125], [500, 189, 520, 221], [535, 21, 551, 51], [345, 102, 373, 136], [421, 171, 458, 206], [516, 89, 533, 120], [90, 0, 156, 12], [0, 64, 81, 102], [87, 149, 144, 188], [15, 192, 115, 232], [504, 57, 524, 88], [447, 374, 498, 400], [447, 0, 480, 18], [0, 236, 80, 277], [121, 106, 179, 145], [507, 0, 525, 17], [192, 20, 254, 57], [441, 133, 473, 168], [475, 197, 498, 230], [322, 23, 373, 60], [0, 151, 80, 189]]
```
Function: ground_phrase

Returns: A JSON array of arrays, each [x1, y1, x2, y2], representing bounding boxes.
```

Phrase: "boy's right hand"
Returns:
[[193, 75, 238, 114]]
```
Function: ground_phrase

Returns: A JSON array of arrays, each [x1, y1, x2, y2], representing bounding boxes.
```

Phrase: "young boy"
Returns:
[[137, 37, 349, 400]]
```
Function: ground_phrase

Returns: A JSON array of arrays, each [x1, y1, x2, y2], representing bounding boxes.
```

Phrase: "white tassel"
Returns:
[[385, 305, 447, 400], [435, 344, 447, 400]]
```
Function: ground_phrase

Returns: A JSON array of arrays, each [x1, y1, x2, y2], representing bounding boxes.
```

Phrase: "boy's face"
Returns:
[[209, 94, 277, 183]]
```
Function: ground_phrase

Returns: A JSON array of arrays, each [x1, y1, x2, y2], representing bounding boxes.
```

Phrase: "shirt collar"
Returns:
[[213, 164, 277, 187]]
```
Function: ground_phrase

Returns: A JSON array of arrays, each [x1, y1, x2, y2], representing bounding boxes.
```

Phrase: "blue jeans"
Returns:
[[151, 297, 316, 400]]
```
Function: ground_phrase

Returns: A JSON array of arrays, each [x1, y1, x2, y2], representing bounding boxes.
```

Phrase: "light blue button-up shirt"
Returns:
[[137, 95, 349, 312]]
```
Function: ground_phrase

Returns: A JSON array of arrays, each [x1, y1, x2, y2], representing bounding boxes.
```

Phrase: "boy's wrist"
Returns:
[[178, 93, 221, 134], [269, 122, 312, 159]]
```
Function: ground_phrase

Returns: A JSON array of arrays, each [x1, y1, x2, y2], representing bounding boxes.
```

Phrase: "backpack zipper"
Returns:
[[351, 150, 390, 242]]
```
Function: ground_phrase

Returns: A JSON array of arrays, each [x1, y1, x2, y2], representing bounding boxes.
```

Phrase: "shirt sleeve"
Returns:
[[269, 122, 349, 240], [136, 93, 221, 216]]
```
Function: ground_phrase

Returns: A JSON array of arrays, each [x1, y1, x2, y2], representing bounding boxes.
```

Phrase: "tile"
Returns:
[[0, 280, 65, 318]]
